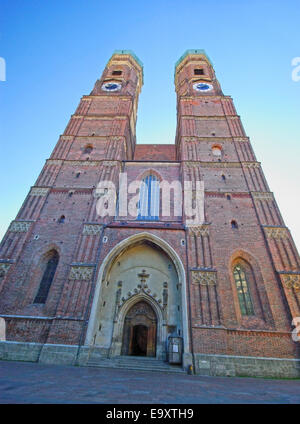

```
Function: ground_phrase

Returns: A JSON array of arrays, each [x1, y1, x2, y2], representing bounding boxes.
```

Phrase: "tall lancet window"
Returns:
[[34, 250, 59, 304], [233, 264, 254, 316], [137, 174, 160, 220]]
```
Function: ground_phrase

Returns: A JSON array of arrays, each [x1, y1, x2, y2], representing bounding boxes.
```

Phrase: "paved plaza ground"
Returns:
[[0, 360, 299, 404]]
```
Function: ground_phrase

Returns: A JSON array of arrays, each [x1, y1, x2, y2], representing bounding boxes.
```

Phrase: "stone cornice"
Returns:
[[242, 161, 261, 168], [30, 186, 94, 194], [125, 161, 180, 166], [181, 115, 240, 121], [205, 191, 251, 198], [71, 114, 129, 121], [59, 135, 126, 141], [182, 136, 249, 143], [59, 135, 74, 141], [46, 159, 121, 167], [0, 314, 85, 322], [180, 95, 232, 101], [51, 188, 92, 195], [46, 159, 63, 166], [81, 94, 133, 101], [184, 161, 242, 168], [251, 191, 274, 200]]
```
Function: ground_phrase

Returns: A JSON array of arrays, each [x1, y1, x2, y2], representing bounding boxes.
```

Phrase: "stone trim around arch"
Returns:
[[227, 249, 274, 329], [85, 232, 190, 362], [135, 168, 163, 183]]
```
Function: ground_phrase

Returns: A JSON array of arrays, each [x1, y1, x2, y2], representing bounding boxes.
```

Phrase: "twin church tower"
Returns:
[[0, 50, 299, 377]]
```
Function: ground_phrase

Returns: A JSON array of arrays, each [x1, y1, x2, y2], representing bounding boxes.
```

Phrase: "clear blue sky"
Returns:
[[0, 0, 299, 249]]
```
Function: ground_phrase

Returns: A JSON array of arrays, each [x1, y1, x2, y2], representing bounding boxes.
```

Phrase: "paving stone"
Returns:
[[0, 360, 300, 404]]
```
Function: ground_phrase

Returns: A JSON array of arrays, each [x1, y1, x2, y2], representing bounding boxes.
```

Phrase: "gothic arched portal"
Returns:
[[121, 301, 157, 357], [85, 232, 189, 361]]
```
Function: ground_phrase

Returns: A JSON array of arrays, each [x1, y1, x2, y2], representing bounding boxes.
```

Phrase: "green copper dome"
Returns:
[[175, 49, 213, 71], [112, 50, 143, 69]]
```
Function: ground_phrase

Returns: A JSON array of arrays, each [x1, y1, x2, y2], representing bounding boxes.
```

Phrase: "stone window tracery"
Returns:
[[233, 264, 254, 316]]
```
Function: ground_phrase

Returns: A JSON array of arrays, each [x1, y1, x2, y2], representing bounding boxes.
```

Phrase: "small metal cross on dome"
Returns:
[[138, 269, 149, 288]]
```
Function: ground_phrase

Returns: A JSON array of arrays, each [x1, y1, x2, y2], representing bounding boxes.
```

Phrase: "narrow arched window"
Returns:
[[231, 220, 238, 229], [58, 215, 65, 223], [212, 145, 222, 157], [83, 144, 93, 154], [137, 174, 160, 221], [233, 264, 254, 316], [34, 250, 59, 304]]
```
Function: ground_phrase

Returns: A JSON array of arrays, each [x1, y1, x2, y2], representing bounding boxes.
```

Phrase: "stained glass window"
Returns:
[[233, 264, 254, 316], [137, 174, 160, 220]]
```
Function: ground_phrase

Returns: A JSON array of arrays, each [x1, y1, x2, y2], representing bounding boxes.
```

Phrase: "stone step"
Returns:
[[87, 363, 185, 374], [85, 356, 185, 374], [114, 360, 184, 370]]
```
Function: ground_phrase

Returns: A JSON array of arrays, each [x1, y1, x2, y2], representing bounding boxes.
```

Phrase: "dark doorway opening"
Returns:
[[121, 301, 157, 357], [132, 325, 148, 356]]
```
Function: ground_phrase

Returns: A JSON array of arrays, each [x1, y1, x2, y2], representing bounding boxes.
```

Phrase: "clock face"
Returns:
[[193, 82, 213, 92], [102, 82, 121, 92]]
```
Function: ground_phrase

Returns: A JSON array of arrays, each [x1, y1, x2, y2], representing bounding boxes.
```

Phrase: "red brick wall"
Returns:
[[134, 145, 176, 161], [0, 51, 299, 362]]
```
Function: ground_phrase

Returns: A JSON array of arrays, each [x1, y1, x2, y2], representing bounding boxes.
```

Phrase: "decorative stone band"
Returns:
[[233, 137, 250, 142], [29, 187, 50, 197], [263, 226, 289, 240], [191, 270, 217, 286], [101, 161, 120, 167], [46, 159, 120, 167], [185, 161, 241, 168], [242, 161, 261, 169], [59, 135, 73, 140], [182, 136, 249, 143], [82, 94, 133, 101], [188, 224, 210, 237], [9, 221, 32, 233], [82, 224, 103, 236], [69, 265, 94, 281], [59, 134, 125, 142], [183, 137, 202, 143], [71, 114, 129, 120], [252, 192, 274, 200], [182, 115, 239, 121], [180, 95, 222, 102], [0, 263, 11, 278], [280, 274, 300, 291], [109, 136, 125, 143], [46, 159, 63, 166]]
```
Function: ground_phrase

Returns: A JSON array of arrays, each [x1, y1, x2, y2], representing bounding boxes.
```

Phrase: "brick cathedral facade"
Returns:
[[0, 50, 299, 377]]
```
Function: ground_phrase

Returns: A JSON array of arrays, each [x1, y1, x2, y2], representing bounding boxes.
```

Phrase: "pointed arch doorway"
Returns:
[[121, 301, 157, 357], [85, 232, 190, 363]]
